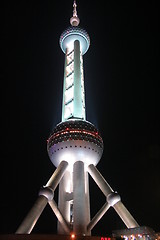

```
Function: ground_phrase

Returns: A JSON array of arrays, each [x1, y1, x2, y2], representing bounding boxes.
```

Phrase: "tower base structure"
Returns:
[[16, 160, 140, 236]]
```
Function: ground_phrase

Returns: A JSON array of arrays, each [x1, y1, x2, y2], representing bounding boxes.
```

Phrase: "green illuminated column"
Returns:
[[73, 40, 83, 119], [62, 50, 68, 122], [62, 40, 86, 122]]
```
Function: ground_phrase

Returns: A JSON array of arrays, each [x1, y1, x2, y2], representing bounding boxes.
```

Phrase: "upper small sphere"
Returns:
[[59, 26, 90, 55], [70, 0, 80, 27], [70, 16, 80, 26]]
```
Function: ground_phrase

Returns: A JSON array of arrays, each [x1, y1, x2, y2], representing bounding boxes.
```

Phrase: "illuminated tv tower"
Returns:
[[16, 1, 139, 236]]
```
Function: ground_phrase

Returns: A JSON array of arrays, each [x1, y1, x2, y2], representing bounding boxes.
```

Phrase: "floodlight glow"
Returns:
[[71, 233, 75, 239]]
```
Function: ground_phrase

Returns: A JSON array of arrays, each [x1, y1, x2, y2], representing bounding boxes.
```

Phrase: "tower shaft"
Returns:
[[62, 40, 85, 121]]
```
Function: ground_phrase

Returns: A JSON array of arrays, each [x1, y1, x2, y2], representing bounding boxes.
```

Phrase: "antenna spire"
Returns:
[[73, 0, 78, 17], [70, 0, 80, 26]]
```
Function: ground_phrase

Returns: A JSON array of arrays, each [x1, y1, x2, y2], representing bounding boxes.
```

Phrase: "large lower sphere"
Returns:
[[47, 119, 103, 168]]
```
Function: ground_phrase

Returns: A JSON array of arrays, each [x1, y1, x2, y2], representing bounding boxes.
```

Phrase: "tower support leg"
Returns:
[[46, 161, 68, 190], [16, 161, 68, 234], [49, 198, 71, 233], [73, 161, 87, 235], [16, 195, 48, 234], [113, 201, 139, 228], [88, 164, 139, 229], [88, 164, 113, 196], [87, 202, 110, 232]]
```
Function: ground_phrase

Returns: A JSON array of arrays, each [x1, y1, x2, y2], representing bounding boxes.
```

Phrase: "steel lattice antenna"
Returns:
[[16, 0, 139, 236]]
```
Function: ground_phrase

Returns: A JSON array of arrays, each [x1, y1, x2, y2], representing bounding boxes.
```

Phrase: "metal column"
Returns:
[[113, 201, 139, 228], [88, 164, 113, 196], [49, 198, 71, 233], [73, 161, 87, 235], [87, 202, 110, 232], [16, 195, 48, 234], [88, 164, 139, 229], [85, 171, 91, 235], [58, 170, 71, 234], [73, 40, 83, 118], [16, 161, 68, 233]]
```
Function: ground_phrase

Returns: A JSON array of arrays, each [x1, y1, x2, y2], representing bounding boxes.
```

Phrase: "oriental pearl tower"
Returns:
[[16, 1, 139, 236]]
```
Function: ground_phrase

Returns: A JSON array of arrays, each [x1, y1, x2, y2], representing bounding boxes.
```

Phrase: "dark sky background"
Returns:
[[2, 0, 160, 236]]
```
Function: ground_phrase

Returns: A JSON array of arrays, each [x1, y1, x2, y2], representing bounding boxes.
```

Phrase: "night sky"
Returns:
[[2, 0, 160, 236]]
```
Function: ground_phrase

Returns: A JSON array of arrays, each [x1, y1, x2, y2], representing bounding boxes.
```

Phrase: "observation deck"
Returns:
[[60, 26, 90, 55]]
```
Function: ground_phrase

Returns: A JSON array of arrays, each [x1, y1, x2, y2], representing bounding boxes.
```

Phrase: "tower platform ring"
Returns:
[[59, 27, 90, 55], [47, 119, 103, 168]]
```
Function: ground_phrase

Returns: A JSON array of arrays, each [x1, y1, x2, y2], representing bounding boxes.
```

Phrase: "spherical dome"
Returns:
[[47, 119, 103, 168], [70, 16, 80, 26], [59, 27, 90, 55]]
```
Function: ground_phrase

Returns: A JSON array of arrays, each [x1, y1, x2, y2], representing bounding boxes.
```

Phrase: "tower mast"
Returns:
[[70, 0, 80, 26], [61, 0, 87, 122]]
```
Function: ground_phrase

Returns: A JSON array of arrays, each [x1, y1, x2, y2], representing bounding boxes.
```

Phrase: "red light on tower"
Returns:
[[101, 237, 111, 240], [71, 233, 75, 239]]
